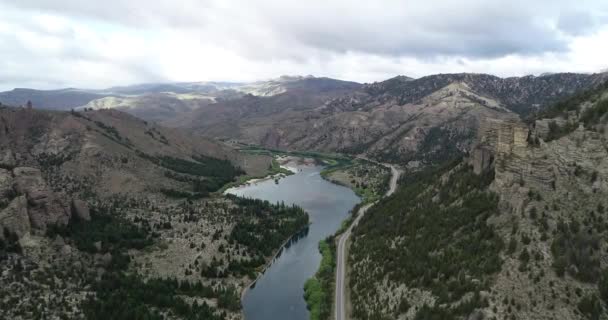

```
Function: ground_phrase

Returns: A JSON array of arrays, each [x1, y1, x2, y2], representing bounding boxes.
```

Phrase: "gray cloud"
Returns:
[[8, 0, 606, 58], [0, 0, 607, 89], [558, 11, 597, 36]]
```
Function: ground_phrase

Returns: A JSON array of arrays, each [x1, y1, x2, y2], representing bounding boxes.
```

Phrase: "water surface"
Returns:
[[227, 164, 360, 320]]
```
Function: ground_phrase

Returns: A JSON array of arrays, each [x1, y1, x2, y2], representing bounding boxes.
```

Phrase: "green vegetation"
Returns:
[[535, 80, 608, 121], [534, 80, 608, 141], [136, 152, 245, 194], [45, 197, 248, 319], [350, 161, 502, 319], [159, 187, 206, 200], [84, 274, 236, 320], [47, 208, 153, 253], [371, 126, 472, 165], [415, 127, 473, 164], [546, 120, 579, 141], [240, 145, 352, 169], [158, 155, 244, 191], [226, 195, 309, 277], [551, 219, 600, 282], [581, 98, 608, 129], [0, 228, 23, 259], [577, 294, 603, 320], [304, 239, 336, 320], [47, 204, 155, 271], [321, 159, 389, 204]]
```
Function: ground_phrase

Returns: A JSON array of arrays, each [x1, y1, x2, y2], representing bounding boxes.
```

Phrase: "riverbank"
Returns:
[[225, 157, 306, 303], [335, 165, 401, 320], [303, 162, 393, 320], [239, 225, 310, 301], [221, 157, 297, 193], [303, 239, 336, 320], [229, 159, 360, 320], [227, 158, 328, 314], [320, 159, 391, 204]]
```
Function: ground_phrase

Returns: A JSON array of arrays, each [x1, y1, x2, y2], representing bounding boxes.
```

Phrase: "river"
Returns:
[[226, 163, 360, 320]]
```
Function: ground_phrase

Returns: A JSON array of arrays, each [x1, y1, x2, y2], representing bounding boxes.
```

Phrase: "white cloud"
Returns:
[[0, 0, 607, 90]]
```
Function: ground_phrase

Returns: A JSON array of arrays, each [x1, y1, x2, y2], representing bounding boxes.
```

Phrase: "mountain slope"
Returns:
[[79, 93, 218, 123], [0, 106, 305, 319], [0, 88, 108, 111], [347, 82, 608, 319], [164, 76, 362, 133], [181, 72, 607, 165]]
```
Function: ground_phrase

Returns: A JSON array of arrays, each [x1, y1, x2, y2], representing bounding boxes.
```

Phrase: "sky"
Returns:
[[1, 0, 608, 90]]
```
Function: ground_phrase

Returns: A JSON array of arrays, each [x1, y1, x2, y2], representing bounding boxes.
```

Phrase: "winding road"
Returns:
[[335, 164, 401, 320]]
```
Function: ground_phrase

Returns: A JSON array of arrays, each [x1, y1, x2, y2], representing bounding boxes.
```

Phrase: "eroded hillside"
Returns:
[[0, 106, 308, 319], [348, 82, 608, 319], [178, 72, 608, 165]]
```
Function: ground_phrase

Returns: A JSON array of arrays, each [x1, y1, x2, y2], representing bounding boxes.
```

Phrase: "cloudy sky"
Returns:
[[1, 0, 608, 90]]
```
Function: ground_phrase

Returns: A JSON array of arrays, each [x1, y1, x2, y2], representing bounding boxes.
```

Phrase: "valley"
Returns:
[[2, 71, 608, 320], [226, 160, 360, 320], [4, 2, 608, 320], [0, 106, 309, 319]]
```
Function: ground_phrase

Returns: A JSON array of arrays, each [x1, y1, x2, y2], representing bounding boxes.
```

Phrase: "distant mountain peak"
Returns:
[[276, 75, 315, 82]]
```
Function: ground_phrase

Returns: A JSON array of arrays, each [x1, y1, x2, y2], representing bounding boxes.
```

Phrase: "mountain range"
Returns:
[[2, 69, 608, 320], [3, 72, 607, 166]]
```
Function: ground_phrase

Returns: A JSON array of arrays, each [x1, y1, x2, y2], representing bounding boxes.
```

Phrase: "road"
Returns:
[[335, 164, 400, 320]]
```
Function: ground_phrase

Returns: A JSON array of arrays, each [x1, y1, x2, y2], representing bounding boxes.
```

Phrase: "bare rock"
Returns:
[[12, 166, 70, 230], [0, 196, 31, 240], [12, 167, 46, 195], [71, 199, 90, 221], [94, 241, 102, 252], [472, 147, 493, 175]]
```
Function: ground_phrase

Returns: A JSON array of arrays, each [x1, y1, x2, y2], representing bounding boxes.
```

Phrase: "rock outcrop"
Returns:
[[0, 196, 30, 240], [13, 167, 70, 230], [471, 117, 529, 175]]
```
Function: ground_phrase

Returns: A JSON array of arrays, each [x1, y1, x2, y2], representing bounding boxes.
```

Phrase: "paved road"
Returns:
[[335, 165, 400, 320]]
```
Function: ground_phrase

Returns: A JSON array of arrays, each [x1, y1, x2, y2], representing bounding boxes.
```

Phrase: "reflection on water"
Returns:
[[227, 164, 360, 320]]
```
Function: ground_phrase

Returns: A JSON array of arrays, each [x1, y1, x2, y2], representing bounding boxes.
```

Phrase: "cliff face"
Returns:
[[473, 118, 529, 174], [467, 87, 608, 319]]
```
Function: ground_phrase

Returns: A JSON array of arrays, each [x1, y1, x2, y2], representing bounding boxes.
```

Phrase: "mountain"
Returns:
[[163, 75, 363, 131], [348, 82, 608, 319], [178, 72, 607, 165], [0, 82, 244, 113], [3, 73, 605, 167], [0, 105, 306, 319], [78, 93, 219, 123], [0, 76, 361, 126], [100, 81, 243, 95], [0, 88, 108, 111], [236, 75, 361, 96]]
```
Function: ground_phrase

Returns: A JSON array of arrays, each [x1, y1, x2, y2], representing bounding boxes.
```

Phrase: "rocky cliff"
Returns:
[[348, 82, 608, 320]]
